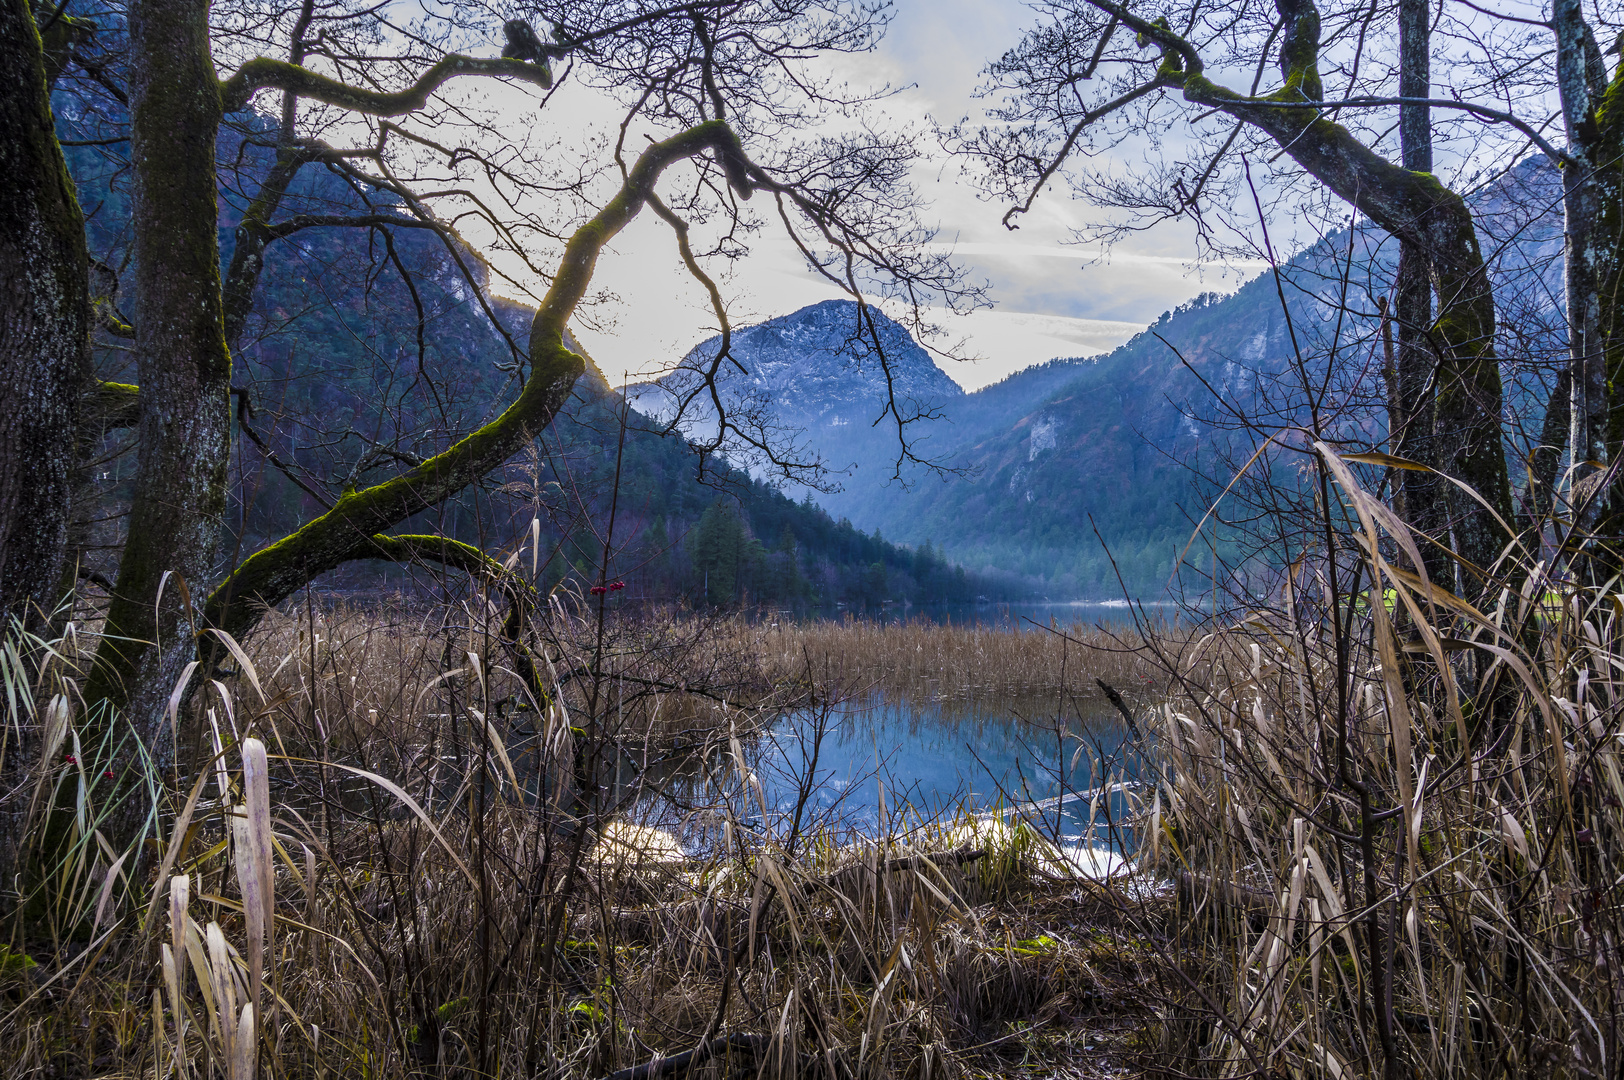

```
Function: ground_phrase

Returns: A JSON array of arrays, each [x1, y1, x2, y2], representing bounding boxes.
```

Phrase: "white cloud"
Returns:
[[476, 0, 1269, 388], [917, 241, 1271, 269], [908, 308, 1143, 391]]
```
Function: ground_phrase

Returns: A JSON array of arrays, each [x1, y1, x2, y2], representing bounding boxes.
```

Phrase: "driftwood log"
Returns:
[[593, 1032, 772, 1080], [818, 846, 986, 897], [602, 847, 989, 953]]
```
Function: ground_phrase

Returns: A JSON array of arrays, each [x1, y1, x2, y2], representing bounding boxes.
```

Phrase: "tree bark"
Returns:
[[1584, 39, 1624, 544], [0, 0, 89, 919], [1393, 0, 1448, 583], [0, 0, 89, 626], [81, 0, 230, 763]]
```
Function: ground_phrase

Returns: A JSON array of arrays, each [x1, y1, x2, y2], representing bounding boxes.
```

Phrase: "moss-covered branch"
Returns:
[[219, 54, 554, 116], [203, 120, 749, 639], [1082, 0, 1203, 75], [88, 380, 138, 431], [37, 11, 94, 89], [1087, 0, 1513, 576]]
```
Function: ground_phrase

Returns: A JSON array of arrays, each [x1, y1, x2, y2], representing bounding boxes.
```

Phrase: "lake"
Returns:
[[729, 690, 1145, 862]]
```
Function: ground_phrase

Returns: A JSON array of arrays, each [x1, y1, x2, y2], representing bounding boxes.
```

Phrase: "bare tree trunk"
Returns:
[[1393, 0, 1448, 583], [1178, 6, 1513, 582], [0, 0, 88, 918], [81, 0, 229, 772], [1554, 0, 1608, 546], [0, 0, 88, 626]]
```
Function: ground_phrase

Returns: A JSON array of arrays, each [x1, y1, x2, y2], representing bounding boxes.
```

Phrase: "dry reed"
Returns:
[[1131, 445, 1624, 1079], [765, 615, 1175, 712], [0, 590, 1168, 1080]]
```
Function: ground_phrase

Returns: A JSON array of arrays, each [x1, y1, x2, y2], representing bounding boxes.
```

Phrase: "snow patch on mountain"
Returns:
[[627, 299, 965, 473]]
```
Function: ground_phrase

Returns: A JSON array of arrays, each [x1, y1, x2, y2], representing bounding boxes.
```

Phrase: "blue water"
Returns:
[[743, 693, 1143, 850]]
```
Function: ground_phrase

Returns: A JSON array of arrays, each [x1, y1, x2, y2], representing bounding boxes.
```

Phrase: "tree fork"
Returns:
[[1104, 0, 1516, 581], [57, 121, 751, 866], [202, 121, 752, 641]]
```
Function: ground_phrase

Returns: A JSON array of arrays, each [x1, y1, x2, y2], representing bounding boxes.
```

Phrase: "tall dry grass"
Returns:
[[766, 616, 1174, 713], [0, 586, 1168, 1079], [1131, 444, 1624, 1079]]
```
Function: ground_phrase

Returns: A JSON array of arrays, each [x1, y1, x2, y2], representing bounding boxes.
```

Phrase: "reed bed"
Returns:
[[12, 454, 1618, 1079], [764, 615, 1175, 712], [0, 590, 1170, 1080], [1126, 449, 1624, 1079], [233, 595, 790, 753]]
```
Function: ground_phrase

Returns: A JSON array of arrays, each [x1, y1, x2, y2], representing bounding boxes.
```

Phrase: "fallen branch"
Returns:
[[594, 1032, 772, 1080], [1095, 679, 1143, 739], [1177, 870, 1274, 912], [820, 845, 985, 892]]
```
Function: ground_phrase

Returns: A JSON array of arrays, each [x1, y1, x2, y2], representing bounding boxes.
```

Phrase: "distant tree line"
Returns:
[[511, 390, 1018, 611]]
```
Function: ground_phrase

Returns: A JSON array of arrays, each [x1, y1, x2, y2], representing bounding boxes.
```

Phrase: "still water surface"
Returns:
[[745, 691, 1144, 854]]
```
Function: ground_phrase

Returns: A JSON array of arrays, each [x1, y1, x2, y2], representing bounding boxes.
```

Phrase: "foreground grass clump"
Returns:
[[1130, 452, 1624, 1079], [0, 593, 1169, 1079]]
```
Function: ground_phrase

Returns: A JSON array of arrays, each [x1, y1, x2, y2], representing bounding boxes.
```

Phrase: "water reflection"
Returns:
[[742, 692, 1144, 853]]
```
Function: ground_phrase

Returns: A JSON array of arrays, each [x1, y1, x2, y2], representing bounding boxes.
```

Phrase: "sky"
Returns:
[[552, 0, 1268, 392]]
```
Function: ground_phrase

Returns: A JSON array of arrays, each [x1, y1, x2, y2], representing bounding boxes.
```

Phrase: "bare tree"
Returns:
[[0, 0, 89, 626], [18, 0, 969, 864], [954, 0, 1585, 587]]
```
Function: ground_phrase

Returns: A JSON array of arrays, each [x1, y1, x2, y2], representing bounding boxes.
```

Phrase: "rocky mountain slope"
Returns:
[[628, 299, 965, 481], [648, 157, 1565, 600]]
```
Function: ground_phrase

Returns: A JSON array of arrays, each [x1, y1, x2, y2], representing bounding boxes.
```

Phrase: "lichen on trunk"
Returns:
[[0, 0, 90, 625], [70, 0, 230, 851]]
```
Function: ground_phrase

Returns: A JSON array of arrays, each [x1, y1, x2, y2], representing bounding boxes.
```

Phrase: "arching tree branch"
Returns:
[[1051, 0, 1514, 578], [203, 120, 752, 639], [220, 55, 555, 115]]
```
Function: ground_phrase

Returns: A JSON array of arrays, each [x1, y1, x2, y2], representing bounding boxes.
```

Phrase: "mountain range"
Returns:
[[59, 108, 1022, 611], [62, 83, 1567, 605], [639, 156, 1566, 599]]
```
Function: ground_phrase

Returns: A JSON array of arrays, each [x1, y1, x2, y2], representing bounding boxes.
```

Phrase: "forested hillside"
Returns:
[[61, 109, 1014, 611], [668, 159, 1565, 599]]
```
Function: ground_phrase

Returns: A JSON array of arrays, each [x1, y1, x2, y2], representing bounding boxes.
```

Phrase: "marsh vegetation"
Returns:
[[1, 595, 1175, 1079]]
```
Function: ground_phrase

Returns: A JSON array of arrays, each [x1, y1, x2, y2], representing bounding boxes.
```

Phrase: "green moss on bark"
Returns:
[[204, 121, 747, 640]]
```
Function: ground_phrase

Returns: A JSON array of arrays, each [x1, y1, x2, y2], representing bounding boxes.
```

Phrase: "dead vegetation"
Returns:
[[1127, 450, 1624, 1079], [763, 615, 1176, 714], [0, 592, 1171, 1080]]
